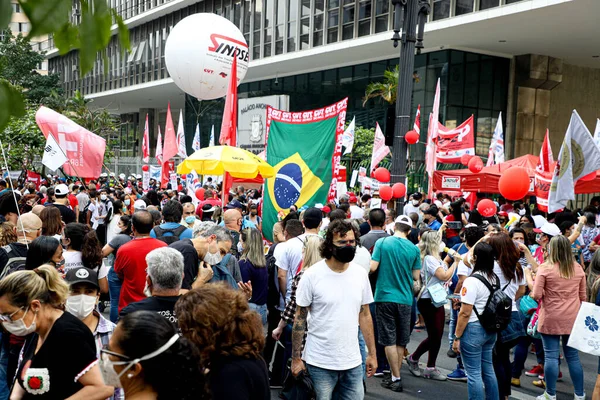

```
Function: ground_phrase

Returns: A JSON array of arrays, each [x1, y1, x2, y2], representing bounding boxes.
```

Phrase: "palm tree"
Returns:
[[362, 66, 399, 106]]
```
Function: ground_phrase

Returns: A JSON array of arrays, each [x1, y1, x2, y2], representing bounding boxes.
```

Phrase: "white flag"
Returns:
[[176, 110, 187, 158], [549, 110, 600, 213], [42, 134, 68, 171], [486, 112, 504, 166], [209, 125, 215, 147], [370, 123, 390, 172], [192, 124, 201, 152], [594, 119, 600, 149], [341, 117, 356, 155]]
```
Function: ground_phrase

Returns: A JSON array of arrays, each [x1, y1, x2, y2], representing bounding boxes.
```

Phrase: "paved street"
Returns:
[[272, 323, 598, 399]]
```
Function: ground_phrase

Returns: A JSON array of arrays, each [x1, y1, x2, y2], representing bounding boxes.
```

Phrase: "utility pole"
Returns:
[[390, 0, 429, 214]]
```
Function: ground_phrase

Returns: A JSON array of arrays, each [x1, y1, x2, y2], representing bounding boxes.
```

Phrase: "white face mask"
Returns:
[[124, 199, 131, 206], [100, 194, 107, 201], [518, 209, 526, 216], [100, 334, 180, 388], [66, 294, 97, 320], [2, 307, 36, 336], [204, 242, 223, 265], [412, 200, 419, 206]]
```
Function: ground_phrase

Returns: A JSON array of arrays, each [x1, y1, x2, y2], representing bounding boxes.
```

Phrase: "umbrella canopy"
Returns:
[[177, 146, 275, 179]]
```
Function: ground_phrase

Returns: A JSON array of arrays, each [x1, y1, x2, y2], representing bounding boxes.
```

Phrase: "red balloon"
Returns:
[[379, 185, 393, 201], [460, 154, 473, 166], [580, 171, 596, 182], [468, 156, 483, 173], [181, 174, 187, 180], [373, 167, 391, 183], [142, 165, 149, 172], [405, 130, 419, 145], [477, 199, 497, 218], [392, 183, 406, 198], [195, 188, 205, 200], [499, 167, 530, 201]]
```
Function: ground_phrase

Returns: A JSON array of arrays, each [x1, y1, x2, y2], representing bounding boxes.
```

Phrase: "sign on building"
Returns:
[[237, 95, 289, 154]]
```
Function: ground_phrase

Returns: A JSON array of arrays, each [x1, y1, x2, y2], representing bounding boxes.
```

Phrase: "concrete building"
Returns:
[[45, 0, 600, 184], [7, 0, 49, 74]]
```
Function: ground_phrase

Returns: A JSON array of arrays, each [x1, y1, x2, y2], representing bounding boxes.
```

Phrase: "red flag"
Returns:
[[434, 115, 475, 163], [413, 105, 421, 134], [162, 103, 178, 162], [219, 55, 238, 146], [142, 113, 150, 163], [535, 129, 554, 212], [35, 106, 106, 178], [161, 161, 174, 189], [26, 171, 42, 190], [426, 79, 441, 198]]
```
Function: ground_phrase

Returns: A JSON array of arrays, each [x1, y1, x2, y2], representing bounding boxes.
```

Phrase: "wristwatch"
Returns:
[[454, 335, 461, 340]]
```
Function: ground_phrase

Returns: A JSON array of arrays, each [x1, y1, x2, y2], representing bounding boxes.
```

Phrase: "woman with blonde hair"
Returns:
[[532, 235, 586, 400], [239, 228, 268, 327], [407, 229, 457, 381], [0, 265, 113, 399]]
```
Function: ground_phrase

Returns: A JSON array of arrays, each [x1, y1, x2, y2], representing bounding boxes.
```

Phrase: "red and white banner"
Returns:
[[265, 97, 348, 203], [142, 114, 150, 163], [35, 106, 106, 178], [435, 115, 475, 163], [26, 171, 42, 190], [535, 129, 554, 212], [370, 122, 390, 172], [163, 103, 178, 163], [156, 127, 163, 164], [426, 79, 441, 198]]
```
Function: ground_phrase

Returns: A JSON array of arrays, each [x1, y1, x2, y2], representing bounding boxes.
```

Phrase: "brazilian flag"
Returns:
[[263, 116, 338, 241]]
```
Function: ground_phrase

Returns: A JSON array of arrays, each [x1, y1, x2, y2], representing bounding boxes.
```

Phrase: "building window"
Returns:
[[432, 0, 450, 20], [358, 0, 371, 37], [505, 0, 525, 4], [479, 0, 499, 10], [342, 2, 355, 40], [19, 22, 30, 33], [455, 0, 473, 15], [264, 0, 273, 57], [313, 12, 324, 47], [327, 0, 339, 43], [374, 0, 388, 33], [275, 0, 284, 54], [253, 0, 262, 59], [11, 3, 20, 13], [287, 0, 297, 52]]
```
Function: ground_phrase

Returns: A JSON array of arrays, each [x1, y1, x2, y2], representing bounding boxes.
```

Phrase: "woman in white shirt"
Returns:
[[453, 242, 499, 400], [61, 223, 103, 272], [488, 233, 527, 400], [407, 230, 457, 381]]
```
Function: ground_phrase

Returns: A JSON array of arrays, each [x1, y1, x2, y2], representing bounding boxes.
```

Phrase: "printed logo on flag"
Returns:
[[267, 153, 323, 211]]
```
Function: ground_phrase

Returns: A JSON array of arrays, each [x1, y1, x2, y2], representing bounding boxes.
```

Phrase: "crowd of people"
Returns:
[[0, 172, 595, 400]]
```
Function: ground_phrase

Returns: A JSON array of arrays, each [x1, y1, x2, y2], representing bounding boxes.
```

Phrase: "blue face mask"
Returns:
[[185, 216, 196, 224]]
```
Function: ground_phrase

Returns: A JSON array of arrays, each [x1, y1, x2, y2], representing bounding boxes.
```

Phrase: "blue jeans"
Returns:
[[449, 307, 464, 368], [540, 333, 584, 397], [358, 329, 366, 380], [249, 303, 267, 327], [306, 364, 364, 400], [446, 235, 461, 248], [107, 267, 122, 323], [460, 322, 498, 400], [511, 313, 544, 378], [0, 333, 9, 400]]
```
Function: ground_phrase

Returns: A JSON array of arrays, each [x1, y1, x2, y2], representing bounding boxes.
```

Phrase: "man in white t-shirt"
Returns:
[[348, 193, 364, 219], [292, 219, 376, 399]]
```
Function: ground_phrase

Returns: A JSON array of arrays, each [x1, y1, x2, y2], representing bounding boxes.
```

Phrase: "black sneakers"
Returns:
[[381, 377, 403, 392]]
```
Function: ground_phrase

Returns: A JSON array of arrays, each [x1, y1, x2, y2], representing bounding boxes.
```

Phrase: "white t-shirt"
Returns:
[[420, 255, 446, 299], [63, 251, 83, 272], [274, 233, 320, 304], [106, 214, 121, 244], [493, 261, 526, 312], [457, 260, 472, 277], [460, 272, 498, 323], [403, 203, 420, 216], [88, 201, 100, 229], [296, 260, 374, 370], [352, 245, 371, 274], [349, 205, 364, 219]]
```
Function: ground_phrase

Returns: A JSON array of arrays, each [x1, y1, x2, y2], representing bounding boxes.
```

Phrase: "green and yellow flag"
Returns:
[[263, 99, 347, 241]]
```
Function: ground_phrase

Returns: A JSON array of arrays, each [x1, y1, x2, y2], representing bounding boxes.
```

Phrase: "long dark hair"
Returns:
[[320, 219, 358, 259], [40, 206, 63, 236], [509, 227, 529, 246], [117, 311, 206, 400], [450, 199, 463, 222], [63, 223, 102, 270], [472, 242, 496, 279], [119, 215, 132, 236], [26, 236, 60, 270], [488, 232, 523, 282]]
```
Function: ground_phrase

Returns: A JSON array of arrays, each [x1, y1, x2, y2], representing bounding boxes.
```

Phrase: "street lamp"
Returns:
[[390, 0, 430, 214]]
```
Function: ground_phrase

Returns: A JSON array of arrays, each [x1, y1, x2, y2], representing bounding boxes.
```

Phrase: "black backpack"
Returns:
[[472, 273, 513, 333], [153, 225, 188, 245], [265, 243, 281, 310], [0, 244, 26, 279]]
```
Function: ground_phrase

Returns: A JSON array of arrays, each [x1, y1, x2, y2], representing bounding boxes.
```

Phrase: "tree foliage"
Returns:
[[362, 66, 399, 106]]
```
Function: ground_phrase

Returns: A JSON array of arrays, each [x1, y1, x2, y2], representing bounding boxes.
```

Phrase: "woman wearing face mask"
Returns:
[[25, 236, 64, 271], [62, 223, 103, 273], [239, 228, 269, 328], [101, 311, 205, 400], [101, 215, 132, 323], [407, 230, 458, 381], [0, 265, 113, 399], [106, 200, 124, 244], [65, 266, 122, 400], [245, 204, 262, 231]]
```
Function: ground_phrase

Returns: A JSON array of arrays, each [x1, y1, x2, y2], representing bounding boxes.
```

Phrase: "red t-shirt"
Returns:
[[114, 237, 167, 310], [68, 194, 78, 209], [445, 214, 460, 238]]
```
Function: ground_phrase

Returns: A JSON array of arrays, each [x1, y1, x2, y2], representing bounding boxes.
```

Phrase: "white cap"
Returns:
[[314, 203, 324, 209], [134, 199, 147, 210], [100, 173, 108, 178], [109, 172, 115, 177], [136, 174, 142, 179], [395, 215, 412, 228], [119, 173, 126, 180], [534, 223, 561, 237], [54, 184, 69, 196]]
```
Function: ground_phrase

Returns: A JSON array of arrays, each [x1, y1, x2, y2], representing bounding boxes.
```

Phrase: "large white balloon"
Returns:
[[165, 13, 249, 100]]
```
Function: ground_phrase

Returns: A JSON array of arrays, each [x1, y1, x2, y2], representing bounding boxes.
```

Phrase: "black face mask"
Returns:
[[332, 245, 356, 263]]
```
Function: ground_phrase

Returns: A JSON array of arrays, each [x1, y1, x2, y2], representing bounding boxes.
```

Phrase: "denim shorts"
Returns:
[[499, 311, 526, 343]]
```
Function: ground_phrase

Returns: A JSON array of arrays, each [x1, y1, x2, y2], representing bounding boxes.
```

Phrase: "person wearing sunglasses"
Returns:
[[0, 265, 112, 399], [100, 311, 205, 399]]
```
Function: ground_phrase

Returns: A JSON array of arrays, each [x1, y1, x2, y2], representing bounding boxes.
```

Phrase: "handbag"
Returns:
[[527, 304, 542, 339], [519, 295, 538, 316], [567, 302, 600, 356], [421, 256, 448, 308]]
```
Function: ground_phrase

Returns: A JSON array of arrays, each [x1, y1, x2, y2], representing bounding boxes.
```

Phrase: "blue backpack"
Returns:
[[210, 254, 238, 290]]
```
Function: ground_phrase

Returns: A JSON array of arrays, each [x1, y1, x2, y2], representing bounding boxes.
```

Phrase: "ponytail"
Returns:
[[0, 264, 68, 308]]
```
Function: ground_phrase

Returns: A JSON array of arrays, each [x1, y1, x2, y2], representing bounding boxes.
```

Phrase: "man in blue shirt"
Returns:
[[423, 207, 442, 230], [150, 200, 193, 242]]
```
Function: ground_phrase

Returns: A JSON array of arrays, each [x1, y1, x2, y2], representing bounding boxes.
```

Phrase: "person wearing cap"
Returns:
[[45, 184, 76, 225], [532, 223, 562, 265], [403, 193, 423, 217], [274, 208, 322, 306], [133, 199, 147, 213], [348, 193, 364, 219], [64, 266, 121, 399], [0, 212, 42, 276], [369, 215, 422, 392], [423, 206, 442, 231]]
